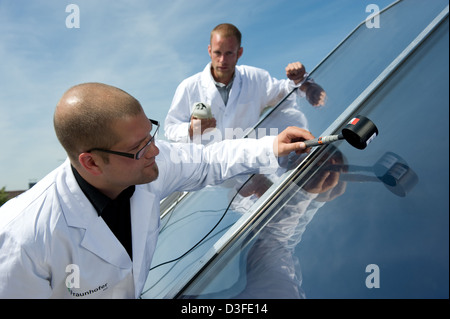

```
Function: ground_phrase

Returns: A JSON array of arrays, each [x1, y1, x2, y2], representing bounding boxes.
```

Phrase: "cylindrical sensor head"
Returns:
[[341, 115, 378, 150]]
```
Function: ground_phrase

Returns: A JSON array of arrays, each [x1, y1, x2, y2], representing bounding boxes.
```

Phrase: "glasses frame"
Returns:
[[87, 119, 159, 160]]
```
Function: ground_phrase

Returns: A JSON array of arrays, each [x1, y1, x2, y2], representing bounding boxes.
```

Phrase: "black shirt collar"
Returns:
[[71, 165, 135, 216]]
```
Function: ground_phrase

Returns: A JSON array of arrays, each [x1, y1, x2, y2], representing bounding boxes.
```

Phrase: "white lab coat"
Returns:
[[164, 63, 303, 144], [0, 137, 279, 298]]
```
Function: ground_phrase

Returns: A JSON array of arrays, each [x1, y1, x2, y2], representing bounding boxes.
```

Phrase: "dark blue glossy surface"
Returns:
[[142, 0, 449, 299]]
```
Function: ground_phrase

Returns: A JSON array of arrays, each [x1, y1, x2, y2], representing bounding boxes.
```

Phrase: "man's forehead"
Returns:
[[211, 36, 239, 49]]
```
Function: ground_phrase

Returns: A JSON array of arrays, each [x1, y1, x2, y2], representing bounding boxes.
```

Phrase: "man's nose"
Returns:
[[143, 142, 159, 159]]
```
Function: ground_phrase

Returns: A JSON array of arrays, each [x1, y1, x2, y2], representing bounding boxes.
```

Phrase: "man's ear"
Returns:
[[78, 152, 103, 176], [237, 46, 243, 59]]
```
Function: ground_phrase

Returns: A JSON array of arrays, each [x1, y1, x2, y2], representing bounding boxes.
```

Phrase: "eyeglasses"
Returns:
[[87, 119, 159, 160]]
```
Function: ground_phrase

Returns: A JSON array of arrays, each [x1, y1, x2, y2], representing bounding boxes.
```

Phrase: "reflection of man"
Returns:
[[232, 149, 346, 299], [164, 23, 326, 144]]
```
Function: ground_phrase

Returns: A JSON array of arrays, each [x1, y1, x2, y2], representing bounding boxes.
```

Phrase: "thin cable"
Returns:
[[149, 175, 254, 271]]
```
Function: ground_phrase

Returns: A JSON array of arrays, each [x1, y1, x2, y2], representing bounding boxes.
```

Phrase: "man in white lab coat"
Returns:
[[164, 23, 326, 144], [0, 82, 313, 298]]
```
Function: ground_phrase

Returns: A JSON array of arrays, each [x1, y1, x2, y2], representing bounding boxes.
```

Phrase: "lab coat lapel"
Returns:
[[129, 187, 160, 297], [80, 217, 132, 270], [201, 63, 225, 111], [226, 67, 242, 108], [60, 161, 132, 270]]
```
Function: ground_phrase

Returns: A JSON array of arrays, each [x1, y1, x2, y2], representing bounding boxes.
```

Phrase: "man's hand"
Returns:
[[286, 62, 307, 85], [273, 126, 314, 157], [189, 116, 217, 138]]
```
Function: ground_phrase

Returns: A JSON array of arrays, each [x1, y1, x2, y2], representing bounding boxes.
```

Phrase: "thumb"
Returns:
[[291, 141, 307, 155], [273, 138, 307, 157]]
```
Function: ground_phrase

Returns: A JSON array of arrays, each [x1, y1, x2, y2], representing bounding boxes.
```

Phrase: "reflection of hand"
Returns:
[[303, 169, 340, 194], [315, 179, 346, 202], [302, 82, 327, 107], [189, 116, 217, 137], [303, 149, 347, 202], [239, 175, 273, 198]]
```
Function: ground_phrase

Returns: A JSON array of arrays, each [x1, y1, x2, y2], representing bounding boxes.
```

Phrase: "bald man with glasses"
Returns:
[[0, 82, 313, 298]]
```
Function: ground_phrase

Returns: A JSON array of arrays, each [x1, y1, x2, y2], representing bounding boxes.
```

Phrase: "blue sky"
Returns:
[[0, 0, 394, 190]]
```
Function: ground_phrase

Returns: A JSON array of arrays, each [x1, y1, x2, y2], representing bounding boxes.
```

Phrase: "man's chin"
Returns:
[[138, 166, 159, 185]]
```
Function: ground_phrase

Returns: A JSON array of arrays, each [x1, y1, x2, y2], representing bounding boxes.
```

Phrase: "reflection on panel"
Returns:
[[176, 5, 449, 299], [142, 0, 449, 299]]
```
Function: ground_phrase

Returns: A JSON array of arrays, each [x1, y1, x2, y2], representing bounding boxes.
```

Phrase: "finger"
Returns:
[[274, 126, 315, 156], [323, 171, 340, 191], [295, 142, 311, 155], [205, 118, 216, 129], [284, 141, 307, 155], [285, 126, 315, 142], [295, 143, 312, 155], [276, 139, 308, 157], [286, 62, 304, 74]]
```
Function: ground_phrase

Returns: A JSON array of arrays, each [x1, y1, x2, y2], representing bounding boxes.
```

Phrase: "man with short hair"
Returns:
[[164, 23, 326, 144], [0, 82, 313, 298]]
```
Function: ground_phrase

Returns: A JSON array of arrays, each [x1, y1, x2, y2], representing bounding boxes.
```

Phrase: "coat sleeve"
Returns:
[[153, 136, 280, 199], [0, 212, 52, 298], [257, 68, 305, 112], [238, 66, 305, 115]]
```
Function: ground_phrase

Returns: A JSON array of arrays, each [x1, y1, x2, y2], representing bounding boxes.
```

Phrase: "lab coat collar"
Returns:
[[202, 63, 242, 86], [58, 160, 160, 296], [201, 63, 242, 110], [80, 216, 132, 270], [58, 160, 132, 270], [227, 65, 242, 108]]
